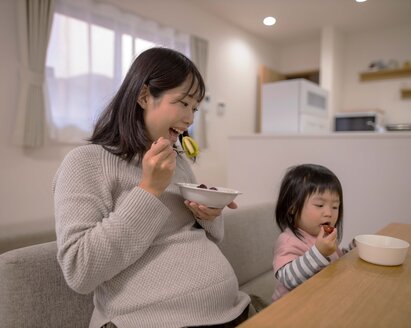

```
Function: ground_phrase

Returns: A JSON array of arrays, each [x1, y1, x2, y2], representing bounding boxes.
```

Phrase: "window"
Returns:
[[46, 0, 190, 143]]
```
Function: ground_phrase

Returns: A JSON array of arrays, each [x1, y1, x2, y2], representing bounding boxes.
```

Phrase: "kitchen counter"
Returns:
[[229, 131, 411, 139]]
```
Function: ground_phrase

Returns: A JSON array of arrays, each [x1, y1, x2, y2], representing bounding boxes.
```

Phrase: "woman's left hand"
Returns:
[[184, 201, 237, 221]]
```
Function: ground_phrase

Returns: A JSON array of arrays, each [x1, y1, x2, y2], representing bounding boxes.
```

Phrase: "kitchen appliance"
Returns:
[[261, 78, 329, 133], [334, 112, 384, 132], [385, 123, 411, 132]]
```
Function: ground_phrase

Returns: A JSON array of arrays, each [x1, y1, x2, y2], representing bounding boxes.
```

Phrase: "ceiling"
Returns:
[[189, 0, 411, 44]]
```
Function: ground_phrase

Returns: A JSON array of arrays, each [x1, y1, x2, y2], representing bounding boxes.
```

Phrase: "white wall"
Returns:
[[342, 23, 411, 124], [279, 23, 411, 124], [320, 26, 346, 129], [227, 133, 411, 247], [0, 0, 279, 226], [279, 38, 321, 73]]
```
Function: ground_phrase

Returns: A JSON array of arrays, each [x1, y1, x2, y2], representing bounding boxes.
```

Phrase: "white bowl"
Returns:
[[355, 234, 410, 266], [176, 183, 242, 208]]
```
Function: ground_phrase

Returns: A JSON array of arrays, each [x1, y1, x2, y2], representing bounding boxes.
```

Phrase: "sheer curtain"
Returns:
[[190, 36, 209, 149], [46, 0, 190, 143], [13, 0, 54, 147]]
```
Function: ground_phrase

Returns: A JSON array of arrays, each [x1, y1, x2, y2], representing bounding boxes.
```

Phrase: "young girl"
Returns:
[[53, 47, 250, 328], [272, 164, 355, 302]]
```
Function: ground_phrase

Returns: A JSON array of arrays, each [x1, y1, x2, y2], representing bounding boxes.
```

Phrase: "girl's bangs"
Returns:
[[312, 182, 341, 197]]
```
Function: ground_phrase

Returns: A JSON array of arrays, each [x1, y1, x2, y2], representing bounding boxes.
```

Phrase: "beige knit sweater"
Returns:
[[53, 145, 249, 328]]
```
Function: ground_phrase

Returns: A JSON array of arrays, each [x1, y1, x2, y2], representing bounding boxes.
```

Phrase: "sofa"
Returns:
[[0, 202, 280, 328]]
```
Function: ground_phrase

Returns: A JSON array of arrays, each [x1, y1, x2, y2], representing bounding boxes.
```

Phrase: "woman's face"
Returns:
[[141, 78, 199, 144], [296, 190, 340, 236]]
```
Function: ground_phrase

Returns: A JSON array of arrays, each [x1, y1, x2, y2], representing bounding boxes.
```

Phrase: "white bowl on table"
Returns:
[[355, 234, 410, 266], [176, 183, 242, 209]]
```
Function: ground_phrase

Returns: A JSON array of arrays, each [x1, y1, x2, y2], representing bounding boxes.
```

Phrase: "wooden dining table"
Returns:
[[238, 223, 411, 328]]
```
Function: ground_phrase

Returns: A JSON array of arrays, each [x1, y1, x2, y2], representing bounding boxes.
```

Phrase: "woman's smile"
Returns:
[[169, 127, 184, 144]]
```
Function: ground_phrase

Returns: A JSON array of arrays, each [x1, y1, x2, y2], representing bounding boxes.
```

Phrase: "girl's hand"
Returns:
[[315, 226, 338, 257], [139, 137, 176, 197], [184, 201, 238, 221]]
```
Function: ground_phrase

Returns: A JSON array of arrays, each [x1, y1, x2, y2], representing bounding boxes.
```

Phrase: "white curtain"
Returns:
[[190, 36, 209, 149], [13, 0, 55, 147], [45, 0, 190, 144]]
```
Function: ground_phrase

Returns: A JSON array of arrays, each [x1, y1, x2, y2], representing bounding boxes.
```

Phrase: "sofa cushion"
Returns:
[[0, 241, 93, 328], [240, 271, 277, 311], [219, 202, 280, 286]]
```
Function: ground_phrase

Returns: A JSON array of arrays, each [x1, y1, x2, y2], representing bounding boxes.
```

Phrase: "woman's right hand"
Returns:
[[139, 137, 176, 197], [315, 226, 338, 257]]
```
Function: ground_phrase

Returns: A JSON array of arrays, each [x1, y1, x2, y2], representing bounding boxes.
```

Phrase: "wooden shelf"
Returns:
[[284, 70, 320, 84], [401, 88, 411, 99], [359, 67, 411, 81]]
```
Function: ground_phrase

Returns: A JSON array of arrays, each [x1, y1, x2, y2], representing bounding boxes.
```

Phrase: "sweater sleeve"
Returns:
[[341, 238, 357, 254], [53, 147, 170, 294], [195, 215, 224, 243], [275, 245, 330, 290]]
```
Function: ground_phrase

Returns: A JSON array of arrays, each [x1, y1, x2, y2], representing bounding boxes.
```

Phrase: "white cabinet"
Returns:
[[300, 114, 329, 133], [261, 78, 329, 133]]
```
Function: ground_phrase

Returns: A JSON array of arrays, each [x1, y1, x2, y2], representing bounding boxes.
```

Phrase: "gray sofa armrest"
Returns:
[[0, 241, 93, 328], [219, 202, 280, 308]]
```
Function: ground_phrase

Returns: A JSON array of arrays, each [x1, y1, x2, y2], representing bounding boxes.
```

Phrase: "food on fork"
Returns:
[[182, 136, 199, 158]]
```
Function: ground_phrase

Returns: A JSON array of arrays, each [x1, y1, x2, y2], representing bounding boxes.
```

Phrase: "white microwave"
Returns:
[[334, 112, 384, 132]]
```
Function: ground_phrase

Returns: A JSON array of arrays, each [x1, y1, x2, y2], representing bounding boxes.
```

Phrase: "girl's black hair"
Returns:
[[89, 47, 205, 163], [275, 164, 344, 242]]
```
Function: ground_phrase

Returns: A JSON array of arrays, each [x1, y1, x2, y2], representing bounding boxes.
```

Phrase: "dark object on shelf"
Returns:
[[368, 60, 386, 71], [385, 123, 411, 132]]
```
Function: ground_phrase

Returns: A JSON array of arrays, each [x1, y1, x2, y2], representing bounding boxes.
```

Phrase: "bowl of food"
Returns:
[[355, 234, 410, 266], [176, 183, 242, 208]]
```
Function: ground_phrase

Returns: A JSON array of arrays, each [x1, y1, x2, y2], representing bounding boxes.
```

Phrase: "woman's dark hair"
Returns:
[[89, 47, 205, 163], [275, 164, 344, 242]]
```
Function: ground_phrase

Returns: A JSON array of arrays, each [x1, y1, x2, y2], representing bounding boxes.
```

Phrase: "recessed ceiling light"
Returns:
[[263, 16, 276, 26], [355, 0, 367, 3]]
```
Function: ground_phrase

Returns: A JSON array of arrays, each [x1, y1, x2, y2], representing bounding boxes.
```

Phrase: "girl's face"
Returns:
[[141, 78, 199, 144], [296, 190, 340, 237]]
